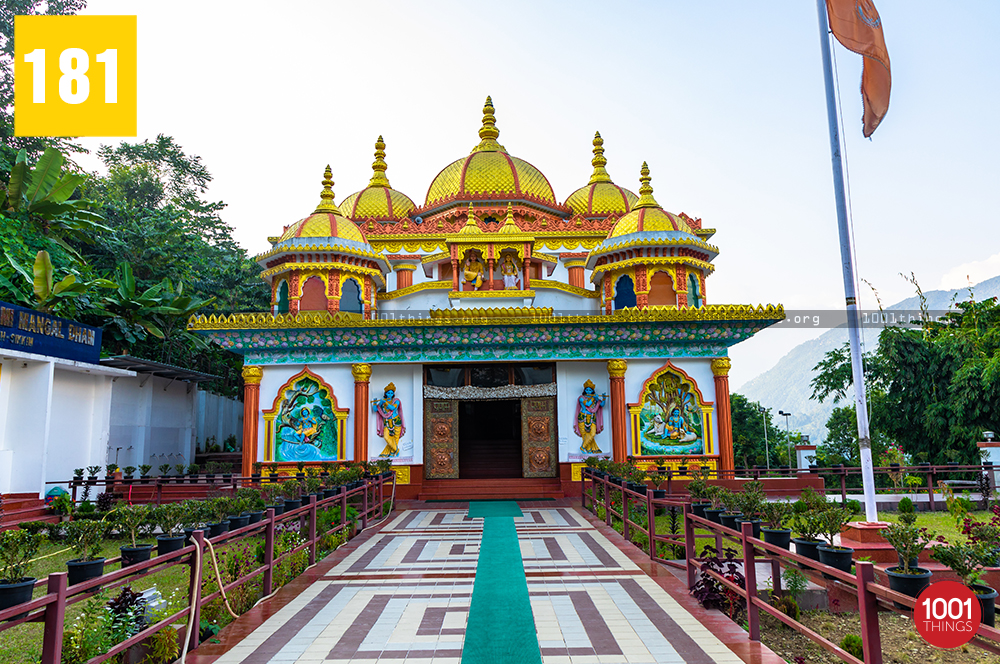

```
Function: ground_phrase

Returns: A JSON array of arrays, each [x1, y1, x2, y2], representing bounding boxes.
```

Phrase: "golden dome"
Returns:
[[424, 97, 558, 208], [340, 136, 416, 223], [606, 162, 696, 238], [276, 166, 368, 245], [565, 132, 637, 217]]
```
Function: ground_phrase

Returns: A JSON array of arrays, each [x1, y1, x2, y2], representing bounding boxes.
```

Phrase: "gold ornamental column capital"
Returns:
[[711, 357, 732, 377], [607, 359, 628, 378], [242, 365, 264, 385], [352, 363, 373, 382]]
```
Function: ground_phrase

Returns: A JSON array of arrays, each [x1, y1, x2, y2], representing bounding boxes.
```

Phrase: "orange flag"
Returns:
[[826, 0, 891, 137]]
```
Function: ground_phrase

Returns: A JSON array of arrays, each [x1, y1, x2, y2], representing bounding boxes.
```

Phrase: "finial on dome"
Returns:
[[368, 135, 390, 188], [472, 95, 506, 153], [314, 164, 341, 214], [458, 202, 483, 235], [588, 131, 611, 184], [499, 202, 522, 234], [633, 161, 659, 209]]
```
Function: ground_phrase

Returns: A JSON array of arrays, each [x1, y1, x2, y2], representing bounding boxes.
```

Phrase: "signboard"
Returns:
[[0, 300, 102, 364]]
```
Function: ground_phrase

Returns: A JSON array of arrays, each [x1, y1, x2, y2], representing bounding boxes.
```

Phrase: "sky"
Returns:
[[74, 0, 1000, 387]]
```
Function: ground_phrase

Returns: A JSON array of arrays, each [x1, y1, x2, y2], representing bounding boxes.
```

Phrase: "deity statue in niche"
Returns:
[[371, 382, 405, 457], [574, 380, 607, 454], [273, 376, 338, 461], [499, 253, 521, 290], [638, 371, 704, 456], [462, 251, 485, 290]]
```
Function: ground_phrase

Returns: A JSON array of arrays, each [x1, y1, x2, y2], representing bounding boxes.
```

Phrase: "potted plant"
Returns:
[[114, 503, 154, 568], [282, 480, 303, 511], [305, 475, 323, 499], [252, 461, 263, 481], [704, 486, 727, 524], [181, 501, 209, 545], [139, 465, 153, 483], [226, 497, 251, 530], [791, 511, 825, 564], [122, 466, 137, 481], [73, 468, 84, 482], [882, 522, 935, 603], [718, 489, 743, 531], [186, 464, 201, 483], [268, 462, 280, 482], [262, 483, 285, 515], [173, 464, 187, 483], [204, 462, 217, 481], [676, 457, 689, 476], [236, 488, 266, 523], [105, 464, 118, 481], [65, 520, 109, 585], [86, 465, 101, 484], [931, 539, 998, 626], [760, 500, 793, 550], [157, 464, 171, 479], [646, 468, 668, 500], [153, 503, 186, 556], [734, 481, 765, 539], [817, 507, 854, 574], [296, 461, 306, 480], [686, 470, 712, 517], [206, 498, 231, 538], [0, 529, 41, 616]]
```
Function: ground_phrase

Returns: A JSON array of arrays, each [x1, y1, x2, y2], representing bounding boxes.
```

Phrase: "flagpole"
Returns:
[[815, 0, 879, 522]]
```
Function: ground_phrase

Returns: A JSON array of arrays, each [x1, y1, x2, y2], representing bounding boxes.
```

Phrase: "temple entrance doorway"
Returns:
[[458, 399, 521, 479]]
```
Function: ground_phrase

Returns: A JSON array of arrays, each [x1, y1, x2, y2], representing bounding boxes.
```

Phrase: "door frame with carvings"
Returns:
[[521, 397, 558, 478]]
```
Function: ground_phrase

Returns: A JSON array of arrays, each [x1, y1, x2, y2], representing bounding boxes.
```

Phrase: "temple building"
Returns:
[[190, 97, 783, 499]]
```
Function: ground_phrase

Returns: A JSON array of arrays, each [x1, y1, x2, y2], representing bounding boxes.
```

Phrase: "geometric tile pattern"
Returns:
[[208, 507, 746, 664]]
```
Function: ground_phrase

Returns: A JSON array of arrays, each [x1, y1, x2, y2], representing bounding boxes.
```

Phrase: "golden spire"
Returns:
[[499, 202, 522, 234], [368, 135, 390, 188], [588, 131, 612, 184], [458, 202, 483, 234], [633, 161, 660, 209], [314, 165, 342, 214], [472, 95, 506, 153]]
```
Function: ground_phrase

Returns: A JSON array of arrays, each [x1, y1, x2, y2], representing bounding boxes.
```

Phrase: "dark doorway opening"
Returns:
[[459, 400, 521, 479]]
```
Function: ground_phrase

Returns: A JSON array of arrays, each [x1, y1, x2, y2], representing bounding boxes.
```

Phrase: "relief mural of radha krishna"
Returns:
[[264, 369, 349, 462], [630, 363, 713, 457]]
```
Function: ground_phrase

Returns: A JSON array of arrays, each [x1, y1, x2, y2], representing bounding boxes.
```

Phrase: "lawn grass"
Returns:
[[877, 509, 989, 543]]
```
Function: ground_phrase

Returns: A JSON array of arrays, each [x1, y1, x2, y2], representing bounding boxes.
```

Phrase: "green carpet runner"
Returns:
[[461, 501, 542, 664]]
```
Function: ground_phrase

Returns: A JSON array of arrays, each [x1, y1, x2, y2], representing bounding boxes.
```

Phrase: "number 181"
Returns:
[[22, 48, 118, 105]]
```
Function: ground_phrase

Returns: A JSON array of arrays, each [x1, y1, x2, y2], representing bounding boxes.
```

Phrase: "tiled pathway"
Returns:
[[192, 503, 782, 664]]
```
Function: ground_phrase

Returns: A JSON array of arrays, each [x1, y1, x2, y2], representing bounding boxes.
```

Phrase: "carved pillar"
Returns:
[[241, 366, 263, 480], [395, 264, 415, 290], [327, 271, 340, 314], [451, 259, 460, 292], [523, 259, 531, 290], [363, 276, 372, 319], [608, 360, 628, 462], [487, 258, 494, 290], [675, 265, 688, 308], [352, 363, 372, 462], [604, 277, 613, 315], [566, 260, 585, 289], [288, 271, 301, 314], [635, 266, 649, 309], [712, 358, 734, 478]]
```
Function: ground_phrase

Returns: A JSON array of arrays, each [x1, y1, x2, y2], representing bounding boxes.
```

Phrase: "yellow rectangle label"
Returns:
[[15, 15, 137, 137]]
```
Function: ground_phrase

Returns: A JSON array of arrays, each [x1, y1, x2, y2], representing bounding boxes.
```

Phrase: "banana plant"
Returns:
[[0, 250, 114, 315]]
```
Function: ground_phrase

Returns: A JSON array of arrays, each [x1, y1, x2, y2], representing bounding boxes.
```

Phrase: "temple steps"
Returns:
[[418, 478, 564, 501]]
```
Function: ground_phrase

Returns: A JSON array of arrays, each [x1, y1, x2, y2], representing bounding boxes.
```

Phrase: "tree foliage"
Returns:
[[730, 393, 788, 468]]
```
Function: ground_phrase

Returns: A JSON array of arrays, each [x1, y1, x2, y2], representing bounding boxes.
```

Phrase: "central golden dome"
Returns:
[[424, 97, 558, 208]]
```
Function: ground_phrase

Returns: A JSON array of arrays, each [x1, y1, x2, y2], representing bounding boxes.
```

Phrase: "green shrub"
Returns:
[[771, 592, 800, 621], [897, 496, 914, 514], [840, 634, 863, 660], [844, 499, 862, 516]]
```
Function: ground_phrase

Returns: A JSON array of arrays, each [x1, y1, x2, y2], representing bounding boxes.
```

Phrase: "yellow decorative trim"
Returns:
[[242, 365, 263, 384], [448, 289, 535, 299], [563, 260, 587, 269], [370, 241, 447, 253], [533, 279, 601, 299], [262, 262, 385, 282], [533, 251, 558, 264], [591, 256, 715, 279], [377, 281, 452, 301], [429, 307, 553, 321], [190, 304, 786, 331], [394, 263, 418, 272], [592, 236, 720, 257], [255, 243, 386, 263], [393, 466, 411, 485], [607, 359, 627, 378], [351, 363, 372, 382], [420, 252, 451, 264], [710, 358, 731, 377], [540, 238, 603, 251]]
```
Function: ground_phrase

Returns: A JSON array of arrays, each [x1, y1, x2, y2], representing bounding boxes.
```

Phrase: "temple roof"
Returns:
[[340, 136, 417, 223], [565, 132, 638, 217]]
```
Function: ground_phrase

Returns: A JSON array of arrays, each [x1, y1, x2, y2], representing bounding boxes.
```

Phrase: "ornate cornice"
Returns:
[[532, 279, 601, 299], [590, 256, 716, 279], [448, 289, 536, 299], [376, 281, 451, 301]]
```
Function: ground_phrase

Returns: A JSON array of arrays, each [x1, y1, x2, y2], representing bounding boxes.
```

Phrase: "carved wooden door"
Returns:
[[424, 400, 459, 479], [521, 397, 557, 478]]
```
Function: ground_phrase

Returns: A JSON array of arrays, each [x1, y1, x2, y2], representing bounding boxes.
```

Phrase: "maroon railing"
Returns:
[[0, 474, 395, 663]]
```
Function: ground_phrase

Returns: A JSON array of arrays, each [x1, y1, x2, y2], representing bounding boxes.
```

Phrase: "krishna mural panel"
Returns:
[[629, 363, 713, 457], [264, 368, 348, 462]]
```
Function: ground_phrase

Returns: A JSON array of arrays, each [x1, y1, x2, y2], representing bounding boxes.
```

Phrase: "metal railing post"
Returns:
[[40, 572, 68, 664], [646, 490, 656, 561], [581, 469, 587, 509], [155, 479, 162, 506], [840, 470, 847, 504], [684, 504, 696, 589], [187, 530, 205, 653], [604, 478, 612, 527], [263, 508, 275, 596], [308, 495, 318, 566], [741, 521, 759, 641], [855, 561, 883, 664], [927, 468, 936, 512], [622, 488, 630, 541], [340, 485, 347, 529], [362, 479, 369, 529]]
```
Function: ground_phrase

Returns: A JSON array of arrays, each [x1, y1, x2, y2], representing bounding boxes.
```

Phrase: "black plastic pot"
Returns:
[[247, 511, 264, 524], [818, 545, 854, 575], [898, 554, 919, 570], [652, 489, 666, 499], [323, 489, 338, 499], [227, 514, 250, 530], [189, 474, 200, 484], [284, 498, 302, 512], [266, 503, 284, 516], [973, 584, 998, 627], [761, 528, 792, 550], [157, 535, 185, 556], [268, 473, 280, 482], [704, 508, 725, 524], [120, 544, 154, 568], [691, 503, 710, 518], [207, 521, 229, 538], [183, 528, 206, 546], [630, 483, 647, 496], [886, 566, 932, 608], [737, 518, 761, 539], [677, 467, 688, 476], [66, 558, 106, 586], [0, 578, 36, 620], [719, 513, 744, 530], [793, 538, 822, 567], [140, 476, 151, 484]]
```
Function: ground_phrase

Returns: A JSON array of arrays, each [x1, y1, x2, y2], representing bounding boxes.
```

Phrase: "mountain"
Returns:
[[736, 275, 1000, 444]]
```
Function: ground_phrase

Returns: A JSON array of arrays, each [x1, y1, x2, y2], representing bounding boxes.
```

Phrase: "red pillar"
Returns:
[[241, 366, 263, 479], [395, 265, 414, 289], [608, 360, 628, 462], [352, 363, 371, 463], [487, 258, 494, 290], [451, 259, 460, 292], [712, 357, 735, 477], [567, 264, 584, 288]]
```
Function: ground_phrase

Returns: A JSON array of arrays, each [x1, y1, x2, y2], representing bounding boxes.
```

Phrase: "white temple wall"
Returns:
[[556, 361, 612, 462]]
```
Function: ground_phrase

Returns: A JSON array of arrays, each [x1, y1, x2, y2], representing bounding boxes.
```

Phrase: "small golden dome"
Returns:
[[340, 136, 417, 223], [424, 97, 558, 207], [277, 166, 368, 245], [565, 132, 638, 217], [606, 163, 696, 238]]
